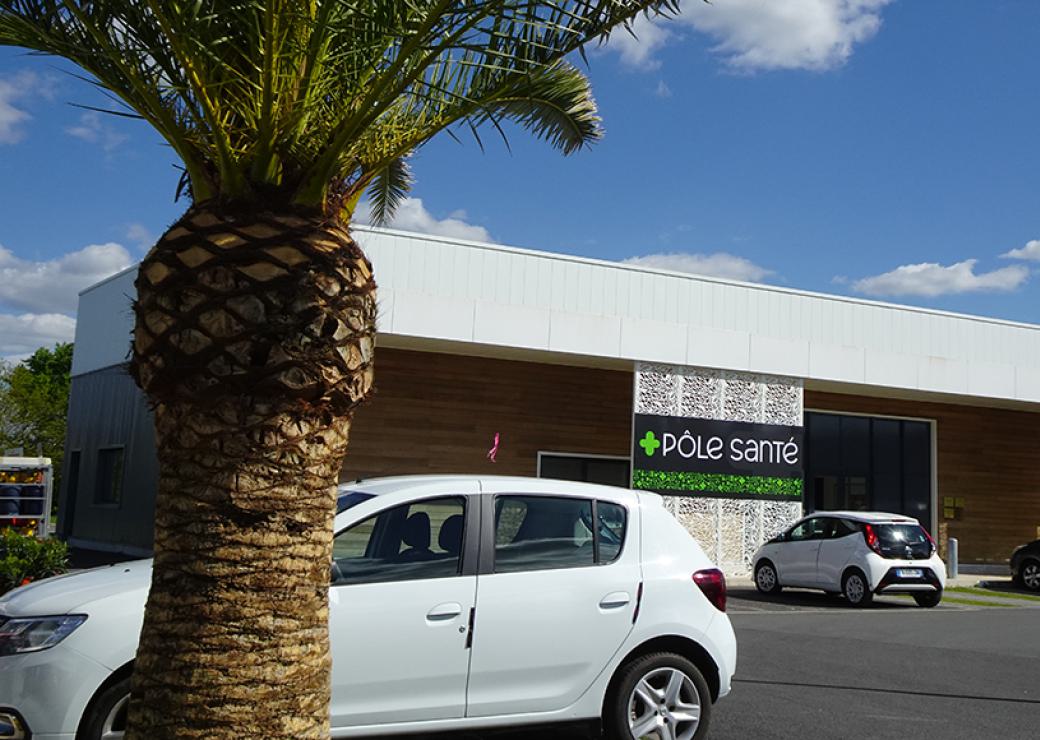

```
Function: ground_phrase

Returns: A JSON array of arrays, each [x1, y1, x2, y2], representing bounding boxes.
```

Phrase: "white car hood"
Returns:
[[0, 559, 152, 617]]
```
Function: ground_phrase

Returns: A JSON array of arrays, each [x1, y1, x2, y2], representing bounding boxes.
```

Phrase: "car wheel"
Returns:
[[754, 561, 782, 595], [1020, 559, 1040, 592], [842, 569, 873, 607], [605, 652, 711, 740], [78, 676, 130, 740], [913, 590, 942, 608]]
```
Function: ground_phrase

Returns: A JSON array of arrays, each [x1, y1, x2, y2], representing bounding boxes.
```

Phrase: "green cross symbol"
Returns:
[[639, 431, 661, 457]]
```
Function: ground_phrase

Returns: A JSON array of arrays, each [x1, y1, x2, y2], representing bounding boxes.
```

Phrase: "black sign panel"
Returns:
[[632, 414, 804, 501], [633, 414, 803, 477]]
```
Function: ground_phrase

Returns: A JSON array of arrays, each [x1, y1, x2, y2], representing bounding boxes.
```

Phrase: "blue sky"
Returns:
[[2, 0, 1040, 357]]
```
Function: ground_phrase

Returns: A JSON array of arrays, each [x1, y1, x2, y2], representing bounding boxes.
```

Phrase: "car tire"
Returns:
[[604, 652, 712, 740], [754, 560, 782, 595], [78, 675, 130, 740], [1018, 559, 1040, 592], [842, 569, 873, 608], [913, 590, 942, 608]]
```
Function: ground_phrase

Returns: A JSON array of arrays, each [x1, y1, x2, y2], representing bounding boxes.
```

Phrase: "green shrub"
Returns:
[[0, 528, 68, 595]]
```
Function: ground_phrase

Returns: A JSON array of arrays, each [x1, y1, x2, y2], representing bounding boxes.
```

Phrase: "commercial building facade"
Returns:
[[60, 226, 1040, 572]]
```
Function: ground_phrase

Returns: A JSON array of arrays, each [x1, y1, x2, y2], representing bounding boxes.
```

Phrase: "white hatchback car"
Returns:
[[0, 475, 736, 740], [752, 511, 946, 608]]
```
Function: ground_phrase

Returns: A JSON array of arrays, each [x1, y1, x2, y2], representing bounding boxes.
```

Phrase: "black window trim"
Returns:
[[483, 492, 630, 576], [330, 493, 480, 587]]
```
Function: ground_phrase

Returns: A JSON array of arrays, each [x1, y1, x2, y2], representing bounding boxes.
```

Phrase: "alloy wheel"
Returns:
[[756, 565, 777, 593], [100, 694, 129, 740], [1023, 561, 1040, 591], [627, 666, 702, 740], [845, 574, 866, 604]]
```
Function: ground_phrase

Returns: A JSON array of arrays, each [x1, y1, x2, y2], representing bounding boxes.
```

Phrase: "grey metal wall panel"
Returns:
[[59, 365, 158, 553]]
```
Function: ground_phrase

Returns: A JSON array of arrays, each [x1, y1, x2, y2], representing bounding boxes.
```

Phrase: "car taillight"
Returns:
[[693, 568, 726, 612], [922, 527, 937, 555], [863, 523, 882, 555]]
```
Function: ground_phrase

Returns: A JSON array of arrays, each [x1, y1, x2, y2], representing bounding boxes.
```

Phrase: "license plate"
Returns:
[[897, 568, 923, 578]]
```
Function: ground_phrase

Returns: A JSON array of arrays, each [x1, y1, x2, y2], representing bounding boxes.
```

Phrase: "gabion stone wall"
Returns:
[[634, 363, 805, 576]]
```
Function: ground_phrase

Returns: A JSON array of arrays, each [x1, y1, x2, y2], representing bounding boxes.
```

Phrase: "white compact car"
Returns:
[[0, 475, 736, 740], [752, 511, 946, 608]]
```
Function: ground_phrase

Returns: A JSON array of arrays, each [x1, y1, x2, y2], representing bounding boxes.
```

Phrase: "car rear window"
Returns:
[[872, 523, 933, 559], [493, 496, 628, 573], [874, 524, 929, 547]]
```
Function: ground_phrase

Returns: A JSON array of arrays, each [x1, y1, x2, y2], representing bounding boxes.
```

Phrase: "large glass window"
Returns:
[[805, 412, 932, 528], [332, 497, 465, 585], [538, 454, 631, 488]]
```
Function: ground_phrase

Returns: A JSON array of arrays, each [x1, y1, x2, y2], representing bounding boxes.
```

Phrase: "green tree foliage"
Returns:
[[0, 343, 73, 499]]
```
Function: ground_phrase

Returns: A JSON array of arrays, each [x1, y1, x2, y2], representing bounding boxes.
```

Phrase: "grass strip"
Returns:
[[947, 586, 1040, 603], [939, 596, 1015, 608], [891, 594, 1014, 608]]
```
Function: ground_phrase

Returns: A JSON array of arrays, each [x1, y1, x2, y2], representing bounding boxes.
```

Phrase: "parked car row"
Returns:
[[2, 473, 1034, 740]]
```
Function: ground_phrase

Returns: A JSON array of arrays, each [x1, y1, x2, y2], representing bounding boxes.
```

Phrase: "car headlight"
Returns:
[[0, 615, 87, 656]]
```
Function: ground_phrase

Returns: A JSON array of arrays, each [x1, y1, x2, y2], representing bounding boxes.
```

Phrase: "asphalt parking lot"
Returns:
[[383, 583, 1040, 740]]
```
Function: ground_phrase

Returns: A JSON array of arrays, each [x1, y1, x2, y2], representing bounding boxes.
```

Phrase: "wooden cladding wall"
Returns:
[[344, 348, 633, 481], [807, 391, 1040, 563]]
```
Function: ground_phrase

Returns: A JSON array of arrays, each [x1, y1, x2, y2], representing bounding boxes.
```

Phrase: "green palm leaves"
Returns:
[[0, 0, 676, 218]]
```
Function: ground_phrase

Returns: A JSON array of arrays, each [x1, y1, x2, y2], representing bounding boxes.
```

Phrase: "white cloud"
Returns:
[[851, 259, 1030, 298], [605, 13, 674, 70], [609, 0, 892, 72], [355, 197, 492, 242], [0, 71, 53, 144], [125, 223, 156, 249], [1001, 239, 1040, 262], [623, 251, 774, 282], [655, 80, 673, 98], [0, 242, 133, 315], [66, 111, 128, 153], [0, 313, 77, 359]]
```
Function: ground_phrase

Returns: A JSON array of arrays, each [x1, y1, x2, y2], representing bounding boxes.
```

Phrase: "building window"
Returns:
[[94, 447, 125, 506], [804, 412, 932, 528], [537, 453, 631, 488]]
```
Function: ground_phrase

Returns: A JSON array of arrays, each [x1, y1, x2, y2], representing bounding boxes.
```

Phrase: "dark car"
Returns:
[[1010, 539, 1040, 592]]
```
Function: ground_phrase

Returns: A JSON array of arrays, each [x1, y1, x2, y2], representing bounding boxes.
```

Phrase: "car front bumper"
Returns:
[[0, 644, 110, 739]]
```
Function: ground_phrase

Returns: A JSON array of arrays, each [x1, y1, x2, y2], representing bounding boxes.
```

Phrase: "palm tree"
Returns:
[[1, 1, 676, 737]]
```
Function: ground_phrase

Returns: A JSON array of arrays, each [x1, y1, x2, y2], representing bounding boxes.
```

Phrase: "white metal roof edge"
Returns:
[[78, 263, 138, 296], [78, 224, 1039, 334], [351, 224, 1040, 334]]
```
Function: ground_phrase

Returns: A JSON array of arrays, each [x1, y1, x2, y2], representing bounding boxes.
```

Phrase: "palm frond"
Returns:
[[0, 1, 679, 215], [364, 156, 414, 226]]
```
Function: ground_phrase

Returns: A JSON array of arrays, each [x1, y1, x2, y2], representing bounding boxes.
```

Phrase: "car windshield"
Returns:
[[336, 491, 375, 513]]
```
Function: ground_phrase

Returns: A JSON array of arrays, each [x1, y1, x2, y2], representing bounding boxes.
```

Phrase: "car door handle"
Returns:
[[599, 592, 631, 609], [426, 602, 463, 622]]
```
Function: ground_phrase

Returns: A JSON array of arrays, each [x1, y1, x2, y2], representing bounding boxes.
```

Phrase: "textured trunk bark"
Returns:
[[124, 206, 375, 739]]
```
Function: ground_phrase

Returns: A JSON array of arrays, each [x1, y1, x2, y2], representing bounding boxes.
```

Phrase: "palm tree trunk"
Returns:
[[124, 206, 376, 739]]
